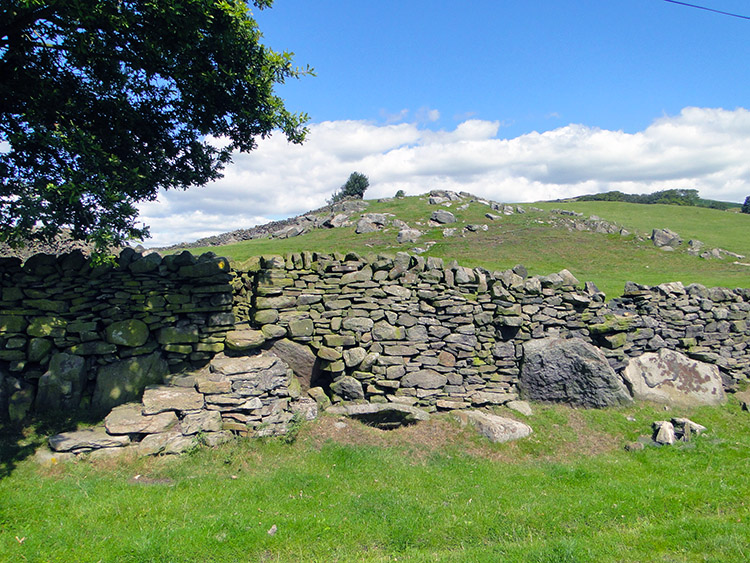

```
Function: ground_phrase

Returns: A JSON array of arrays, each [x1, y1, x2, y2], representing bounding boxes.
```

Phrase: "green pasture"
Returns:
[[2, 400, 749, 562]]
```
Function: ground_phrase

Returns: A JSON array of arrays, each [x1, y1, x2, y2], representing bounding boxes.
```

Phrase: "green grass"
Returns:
[[178, 195, 750, 298], [2, 400, 750, 562]]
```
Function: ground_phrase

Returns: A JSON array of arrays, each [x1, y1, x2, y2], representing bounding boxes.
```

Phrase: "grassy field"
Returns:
[[2, 399, 750, 562], [180, 195, 750, 298]]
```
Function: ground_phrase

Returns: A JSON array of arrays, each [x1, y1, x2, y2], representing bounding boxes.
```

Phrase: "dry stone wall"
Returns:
[[230, 251, 749, 410], [2, 247, 749, 428]]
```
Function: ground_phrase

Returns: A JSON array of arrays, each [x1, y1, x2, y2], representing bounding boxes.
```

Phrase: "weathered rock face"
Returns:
[[519, 337, 633, 408], [622, 349, 726, 407], [92, 352, 168, 414]]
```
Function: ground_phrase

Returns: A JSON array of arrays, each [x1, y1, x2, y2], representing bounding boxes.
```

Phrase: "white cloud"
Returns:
[[139, 107, 750, 247]]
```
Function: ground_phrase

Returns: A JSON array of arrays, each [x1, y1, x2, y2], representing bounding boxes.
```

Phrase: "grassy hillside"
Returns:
[[181, 195, 750, 298]]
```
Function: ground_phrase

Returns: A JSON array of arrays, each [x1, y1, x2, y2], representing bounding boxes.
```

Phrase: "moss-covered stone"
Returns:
[[0, 315, 27, 334], [588, 314, 637, 335], [288, 318, 314, 338], [106, 319, 150, 347], [27, 316, 66, 337], [157, 325, 199, 345], [28, 338, 52, 363]]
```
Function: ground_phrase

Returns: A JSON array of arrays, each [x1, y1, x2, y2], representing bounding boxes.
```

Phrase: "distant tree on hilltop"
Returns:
[[329, 172, 369, 203]]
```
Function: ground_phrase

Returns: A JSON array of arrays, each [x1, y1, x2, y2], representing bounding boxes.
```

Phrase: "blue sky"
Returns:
[[255, 0, 750, 135], [139, 0, 750, 246]]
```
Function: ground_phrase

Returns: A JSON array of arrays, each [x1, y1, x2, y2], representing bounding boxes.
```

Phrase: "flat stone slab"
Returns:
[[142, 385, 204, 415], [224, 329, 265, 352], [327, 403, 430, 429], [49, 427, 130, 452], [105, 403, 178, 434], [622, 349, 726, 407], [452, 410, 532, 443]]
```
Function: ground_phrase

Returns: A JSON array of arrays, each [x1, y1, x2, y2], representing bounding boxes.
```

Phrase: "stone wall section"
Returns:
[[0, 249, 235, 420], [2, 248, 749, 427]]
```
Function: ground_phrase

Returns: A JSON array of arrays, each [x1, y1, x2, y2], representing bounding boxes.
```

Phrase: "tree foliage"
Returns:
[[0, 0, 310, 252], [742, 196, 750, 214], [329, 172, 369, 204], [576, 189, 700, 206]]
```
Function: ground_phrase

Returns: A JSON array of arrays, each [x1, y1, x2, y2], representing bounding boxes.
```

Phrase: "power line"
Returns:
[[662, 0, 750, 21]]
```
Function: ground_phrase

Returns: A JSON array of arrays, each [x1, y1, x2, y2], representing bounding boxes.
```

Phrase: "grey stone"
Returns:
[[372, 321, 404, 341], [431, 210, 456, 224], [397, 228, 422, 244], [142, 385, 204, 414], [652, 421, 676, 445], [180, 410, 223, 435], [49, 427, 130, 452], [330, 376, 365, 401], [452, 410, 532, 443], [92, 352, 168, 414], [269, 339, 318, 390], [342, 317, 374, 332], [138, 430, 197, 455], [622, 349, 726, 407], [652, 228, 682, 248], [401, 369, 447, 389], [104, 403, 178, 434], [343, 347, 367, 368], [35, 353, 87, 411], [225, 329, 266, 351], [519, 337, 632, 408], [506, 400, 533, 416]]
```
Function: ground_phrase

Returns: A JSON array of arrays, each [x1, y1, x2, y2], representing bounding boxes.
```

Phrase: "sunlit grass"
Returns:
[[2, 400, 749, 562]]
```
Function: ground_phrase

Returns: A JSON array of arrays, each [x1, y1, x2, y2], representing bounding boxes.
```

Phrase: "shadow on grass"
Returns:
[[0, 410, 102, 479]]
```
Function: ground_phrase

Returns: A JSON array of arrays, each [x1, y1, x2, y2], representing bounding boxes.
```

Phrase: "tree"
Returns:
[[0, 0, 310, 254], [743, 196, 750, 214], [329, 172, 369, 204]]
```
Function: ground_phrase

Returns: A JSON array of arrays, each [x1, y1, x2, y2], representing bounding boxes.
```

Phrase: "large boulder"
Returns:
[[622, 349, 726, 407], [651, 228, 682, 248], [431, 210, 456, 224], [92, 352, 168, 414], [519, 337, 632, 408], [35, 353, 87, 411]]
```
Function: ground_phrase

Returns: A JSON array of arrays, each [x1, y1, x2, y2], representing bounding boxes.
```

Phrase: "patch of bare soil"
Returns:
[[297, 408, 621, 464], [299, 413, 471, 454]]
